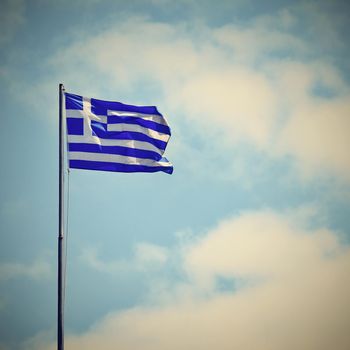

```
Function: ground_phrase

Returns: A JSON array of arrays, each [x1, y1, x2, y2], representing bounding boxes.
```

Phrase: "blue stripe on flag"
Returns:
[[107, 115, 171, 135], [91, 98, 162, 116], [91, 121, 167, 151], [69, 160, 173, 174], [65, 93, 83, 110], [68, 143, 162, 161]]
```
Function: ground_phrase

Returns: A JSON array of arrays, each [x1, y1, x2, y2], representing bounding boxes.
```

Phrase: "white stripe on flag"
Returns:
[[66, 109, 107, 123], [67, 135, 164, 154], [68, 151, 171, 167], [108, 110, 168, 126]]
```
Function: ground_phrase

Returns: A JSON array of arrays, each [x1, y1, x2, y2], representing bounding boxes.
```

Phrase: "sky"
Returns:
[[0, 0, 350, 349]]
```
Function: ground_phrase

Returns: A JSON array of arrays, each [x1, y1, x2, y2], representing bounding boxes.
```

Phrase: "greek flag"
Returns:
[[65, 93, 173, 174]]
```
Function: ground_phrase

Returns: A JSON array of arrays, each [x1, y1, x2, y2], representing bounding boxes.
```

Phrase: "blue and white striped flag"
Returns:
[[65, 93, 173, 174]]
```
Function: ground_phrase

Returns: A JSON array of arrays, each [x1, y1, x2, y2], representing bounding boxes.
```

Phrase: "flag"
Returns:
[[65, 93, 173, 174]]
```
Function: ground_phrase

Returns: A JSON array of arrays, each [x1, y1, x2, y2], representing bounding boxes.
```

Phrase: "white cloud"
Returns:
[[135, 242, 169, 266], [0, 257, 52, 281], [27, 208, 350, 350], [173, 66, 278, 148], [80, 242, 168, 273], [183, 210, 342, 289], [278, 95, 350, 177], [213, 19, 307, 62]]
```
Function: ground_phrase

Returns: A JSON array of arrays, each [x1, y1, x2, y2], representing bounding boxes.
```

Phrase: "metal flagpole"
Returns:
[[58, 83, 65, 350]]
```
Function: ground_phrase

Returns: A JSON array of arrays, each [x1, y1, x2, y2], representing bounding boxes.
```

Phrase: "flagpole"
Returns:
[[58, 83, 65, 350]]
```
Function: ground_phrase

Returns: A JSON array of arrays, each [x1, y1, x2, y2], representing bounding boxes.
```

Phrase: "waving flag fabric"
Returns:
[[65, 93, 173, 174]]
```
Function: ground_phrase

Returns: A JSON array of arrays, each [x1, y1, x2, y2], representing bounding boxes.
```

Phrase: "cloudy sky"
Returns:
[[1, 0, 350, 349]]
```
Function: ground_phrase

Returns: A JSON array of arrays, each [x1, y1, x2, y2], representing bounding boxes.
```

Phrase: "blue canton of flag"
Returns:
[[65, 93, 173, 174]]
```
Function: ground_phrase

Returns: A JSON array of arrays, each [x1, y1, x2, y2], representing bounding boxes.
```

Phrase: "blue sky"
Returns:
[[1, 0, 350, 349]]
